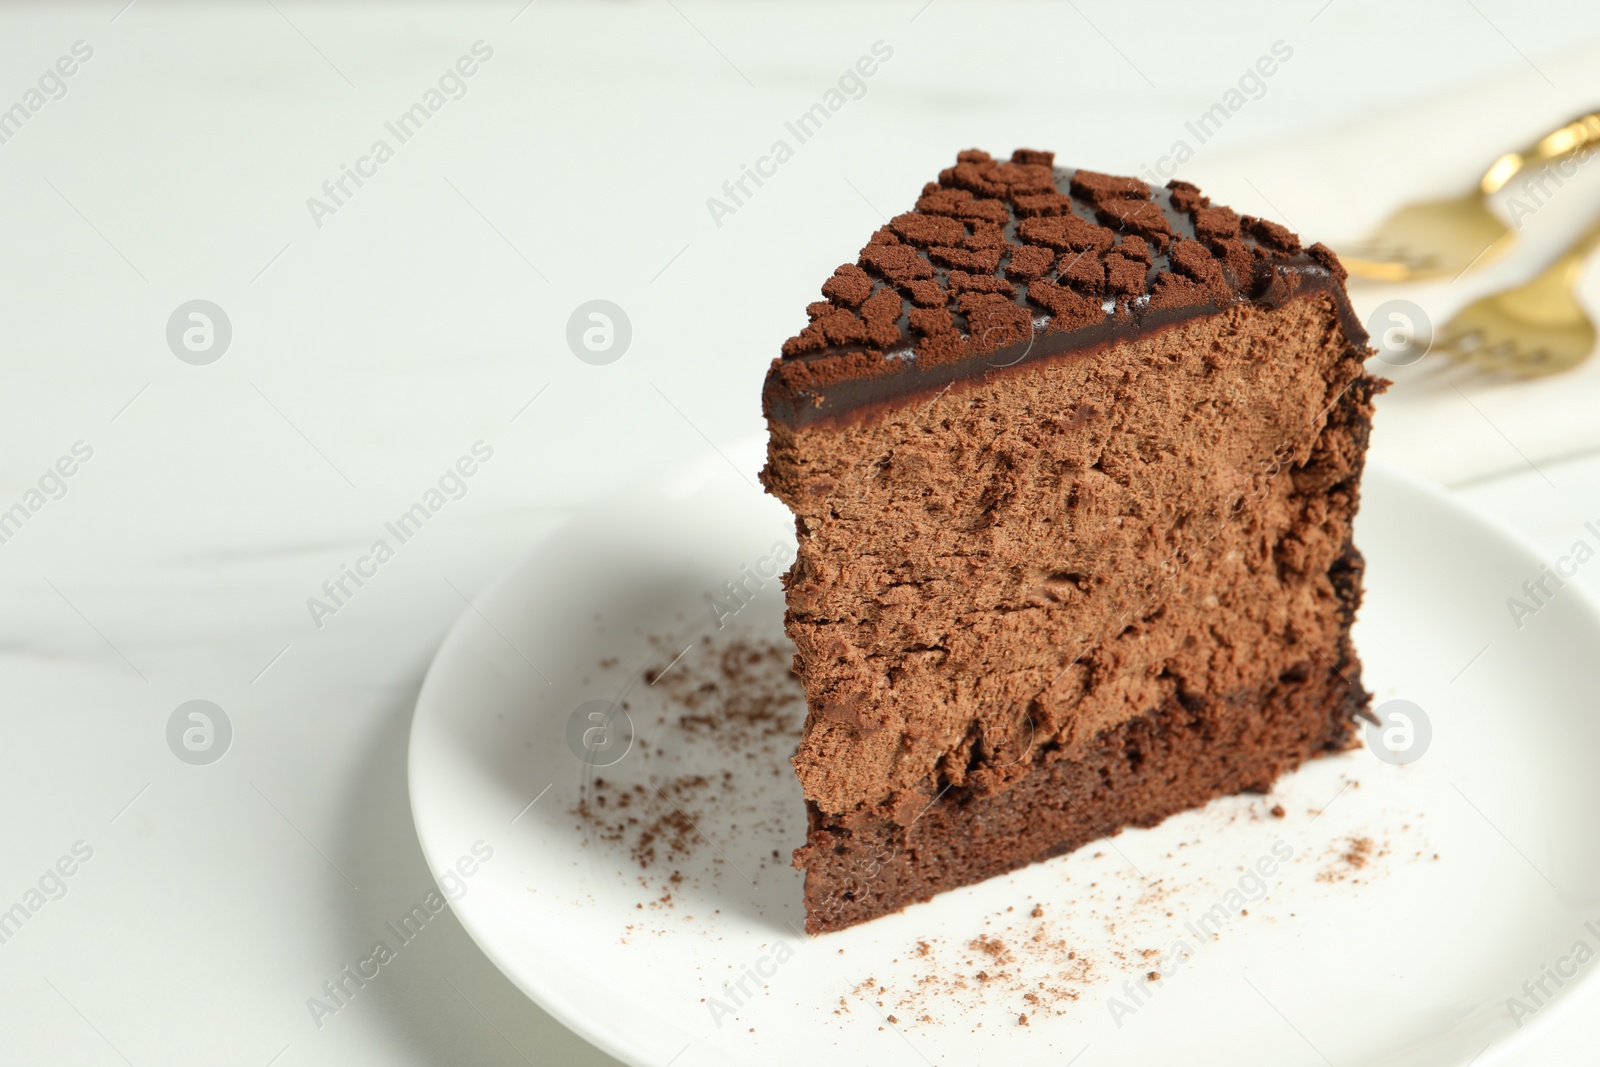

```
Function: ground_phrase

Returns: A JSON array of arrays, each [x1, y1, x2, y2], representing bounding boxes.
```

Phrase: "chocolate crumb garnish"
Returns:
[[765, 148, 1365, 430]]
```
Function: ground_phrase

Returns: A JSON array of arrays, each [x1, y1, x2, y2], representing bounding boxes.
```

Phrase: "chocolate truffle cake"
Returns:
[[761, 149, 1383, 934]]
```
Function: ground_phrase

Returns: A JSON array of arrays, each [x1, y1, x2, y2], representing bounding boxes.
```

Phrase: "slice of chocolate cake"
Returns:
[[761, 149, 1383, 934]]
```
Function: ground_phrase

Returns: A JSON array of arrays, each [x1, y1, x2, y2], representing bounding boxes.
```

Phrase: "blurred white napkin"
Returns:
[[1180, 41, 1600, 486]]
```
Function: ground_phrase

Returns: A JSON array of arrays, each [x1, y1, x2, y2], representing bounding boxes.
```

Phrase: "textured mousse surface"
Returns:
[[760, 149, 1383, 934]]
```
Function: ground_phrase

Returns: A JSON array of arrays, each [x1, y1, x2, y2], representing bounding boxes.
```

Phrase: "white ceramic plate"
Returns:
[[409, 440, 1600, 1067]]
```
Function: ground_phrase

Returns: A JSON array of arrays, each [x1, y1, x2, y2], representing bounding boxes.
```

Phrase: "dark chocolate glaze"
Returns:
[[764, 160, 1370, 429]]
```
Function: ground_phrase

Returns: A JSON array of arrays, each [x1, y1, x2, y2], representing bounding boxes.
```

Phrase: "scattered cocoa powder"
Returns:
[[1317, 834, 1390, 883], [571, 633, 806, 913], [652, 638, 803, 755], [844, 905, 1093, 1026]]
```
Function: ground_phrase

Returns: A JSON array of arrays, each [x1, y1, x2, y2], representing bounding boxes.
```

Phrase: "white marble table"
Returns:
[[3, 3, 1600, 1063]]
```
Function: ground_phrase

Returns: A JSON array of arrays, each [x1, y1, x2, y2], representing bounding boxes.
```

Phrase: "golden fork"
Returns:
[[1340, 112, 1600, 282], [1433, 215, 1600, 376]]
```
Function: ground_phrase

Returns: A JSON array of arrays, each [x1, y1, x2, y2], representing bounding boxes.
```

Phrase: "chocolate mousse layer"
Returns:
[[761, 150, 1383, 933]]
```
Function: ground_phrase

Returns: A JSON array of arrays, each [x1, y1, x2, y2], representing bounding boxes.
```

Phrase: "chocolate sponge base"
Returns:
[[795, 640, 1365, 934]]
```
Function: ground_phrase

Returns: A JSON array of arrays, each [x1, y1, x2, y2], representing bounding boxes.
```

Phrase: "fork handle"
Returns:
[[1480, 112, 1600, 195]]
